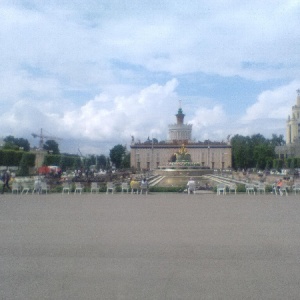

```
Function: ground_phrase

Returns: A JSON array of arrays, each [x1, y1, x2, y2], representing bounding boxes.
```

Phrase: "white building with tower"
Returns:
[[130, 104, 232, 171], [276, 90, 300, 158]]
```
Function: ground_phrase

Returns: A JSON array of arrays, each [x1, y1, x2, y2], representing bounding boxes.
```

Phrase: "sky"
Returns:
[[1, 0, 299, 155]]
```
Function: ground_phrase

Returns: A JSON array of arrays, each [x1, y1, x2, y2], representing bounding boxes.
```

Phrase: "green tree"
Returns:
[[2, 150, 16, 167], [232, 133, 277, 170], [73, 157, 82, 170], [270, 134, 285, 146], [43, 140, 60, 154], [109, 144, 126, 169], [231, 135, 252, 169], [97, 155, 107, 170], [18, 153, 36, 176], [253, 144, 275, 170], [3, 136, 30, 151], [121, 152, 130, 168], [43, 154, 61, 166], [59, 155, 78, 171]]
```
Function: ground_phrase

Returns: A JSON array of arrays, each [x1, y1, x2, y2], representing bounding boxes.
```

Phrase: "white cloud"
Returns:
[[0, 1, 299, 153], [1, 1, 299, 83], [58, 79, 179, 142], [241, 80, 300, 122]]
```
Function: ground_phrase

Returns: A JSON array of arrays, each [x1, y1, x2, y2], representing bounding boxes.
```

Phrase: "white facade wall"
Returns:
[[130, 145, 232, 170], [286, 94, 300, 144]]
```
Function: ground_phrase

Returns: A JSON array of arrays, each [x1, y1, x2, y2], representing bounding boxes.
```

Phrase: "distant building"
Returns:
[[130, 105, 232, 170], [168, 107, 192, 142], [276, 90, 300, 158]]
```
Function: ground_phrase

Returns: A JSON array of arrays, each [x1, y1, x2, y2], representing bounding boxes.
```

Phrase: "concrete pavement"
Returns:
[[1, 192, 300, 299]]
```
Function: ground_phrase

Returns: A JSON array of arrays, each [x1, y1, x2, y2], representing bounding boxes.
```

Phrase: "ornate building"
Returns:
[[276, 90, 300, 158], [130, 105, 232, 170], [168, 107, 192, 142], [286, 89, 300, 144]]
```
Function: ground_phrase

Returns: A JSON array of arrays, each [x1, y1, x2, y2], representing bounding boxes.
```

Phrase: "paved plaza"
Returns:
[[1, 192, 300, 299]]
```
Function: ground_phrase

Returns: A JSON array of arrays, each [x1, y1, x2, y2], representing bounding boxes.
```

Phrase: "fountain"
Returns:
[[155, 144, 213, 187]]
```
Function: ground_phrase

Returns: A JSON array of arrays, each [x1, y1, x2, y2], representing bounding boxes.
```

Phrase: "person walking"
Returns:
[[2, 170, 11, 194]]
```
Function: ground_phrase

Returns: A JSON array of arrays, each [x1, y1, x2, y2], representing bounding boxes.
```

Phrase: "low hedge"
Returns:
[[149, 186, 185, 193]]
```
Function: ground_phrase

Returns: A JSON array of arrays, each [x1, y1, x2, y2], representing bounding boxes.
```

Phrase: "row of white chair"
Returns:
[[216, 183, 238, 195], [11, 181, 50, 194], [217, 182, 296, 196], [61, 182, 148, 195]]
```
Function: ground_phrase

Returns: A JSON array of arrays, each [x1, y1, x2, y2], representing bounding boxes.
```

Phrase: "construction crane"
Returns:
[[32, 128, 62, 149]]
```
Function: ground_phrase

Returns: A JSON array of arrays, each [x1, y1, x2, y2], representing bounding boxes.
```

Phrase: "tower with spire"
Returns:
[[168, 101, 192, 142], [286, 89, 300, 144]]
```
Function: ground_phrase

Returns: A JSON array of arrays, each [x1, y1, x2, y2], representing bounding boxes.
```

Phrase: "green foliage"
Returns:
[[273, 159, 284, 171], [149, 186, 185, 193], [97, 154, 108, 170], [18, 152, 36, 176], [231, 133, 281, 170], [253, 144, 275, 170], [43, 154, 61, 166], [59, 155, 79, 171], [237, 184, 246, 193], [43, 140, 60, 154], [0, 150, 24, 166], [109, 144, 126, 169], [73, 156, 82, 169], [3, 135, 30, 151], [50, 185, 63, 193], [270, 134, 285, 147], [1, 150, 15, 166], [115, 185, 122, 193], [121, 153, 130, 168], [82, 156, 93, 169], [265, 185, 273, 193]]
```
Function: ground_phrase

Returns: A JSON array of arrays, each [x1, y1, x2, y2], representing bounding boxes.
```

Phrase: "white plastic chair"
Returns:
[[228, 183, 237, 194], [32, 180, 42, 194], [256, 183, 265, 194], [62, 182, 70, 194], [74, 182, 83, 194], [272, 183, 278, 195], [21, 183, 31, 194], [121, 182, 130, 193], [292, 183, 300, 195], [217, 184, 226, 195], [40, 182, 49, 194], [279, 185, 288, 196], [90, 182, 100, 194], [106, 182, 114, 194], [140, 182, 148, 195], [12, 182, 21, 194], [245, 183, 255, 195]]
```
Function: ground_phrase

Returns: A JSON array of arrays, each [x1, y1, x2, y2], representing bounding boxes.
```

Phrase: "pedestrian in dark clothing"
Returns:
[[2, 171, 11, 194]]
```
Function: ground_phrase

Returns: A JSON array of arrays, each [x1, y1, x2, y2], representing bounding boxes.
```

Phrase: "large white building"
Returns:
[[276, 90, 300, 158], [168, 107, 192, 142], [130, 106, 232, 170], [286, 89, 300, 144]]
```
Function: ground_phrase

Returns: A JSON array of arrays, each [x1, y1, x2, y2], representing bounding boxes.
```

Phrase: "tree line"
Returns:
[[0, 135, 130, 175], [231, 133, 285, 170], [2, 133, 295, 174]]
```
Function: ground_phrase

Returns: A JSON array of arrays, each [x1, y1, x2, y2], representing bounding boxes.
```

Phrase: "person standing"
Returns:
[[2, 171, 11, 194]]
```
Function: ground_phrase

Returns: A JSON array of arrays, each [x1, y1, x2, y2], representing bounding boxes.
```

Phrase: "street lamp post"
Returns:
[[207, 145, 210, 168]]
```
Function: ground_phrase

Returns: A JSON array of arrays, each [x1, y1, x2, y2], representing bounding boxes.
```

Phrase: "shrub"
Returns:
[[237, 184, 246, 193], [51, 185, 63, 193], [149, 186, 185, 193], [265, 184, 273, 193]]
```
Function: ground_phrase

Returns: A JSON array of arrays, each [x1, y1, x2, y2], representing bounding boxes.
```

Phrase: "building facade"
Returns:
[[130, 106, 232, 170], [276, 90, 300, 158], [286, 90, 300, 145], [168, 107, 192, 142]]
